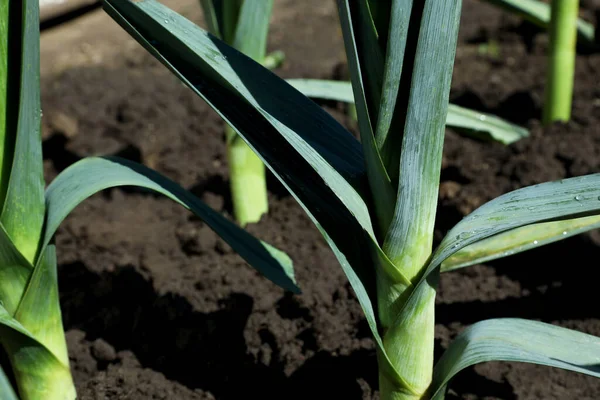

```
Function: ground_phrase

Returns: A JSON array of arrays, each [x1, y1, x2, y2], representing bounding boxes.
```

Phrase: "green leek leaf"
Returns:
[[14, 245, 69, 366], [232, 0, 273, 62], [337, 0, 395, 236], [383, 1, 461, 279], [285, 79, 528, 145], [442, 215, 600, 272], [484, 0, 596, 48], [0, 364, 17, 400], [0, 0, 45, 264], [430, 318, 600, 399], [44, 156, 298, 293], [0, 305, 74, 400], [0, 224, 32, 316], [102, 0, 407, 380]]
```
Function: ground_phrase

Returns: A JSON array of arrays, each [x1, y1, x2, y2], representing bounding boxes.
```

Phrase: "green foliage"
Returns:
[[102, 0, 600, 399], [0, 1, 296, 398]]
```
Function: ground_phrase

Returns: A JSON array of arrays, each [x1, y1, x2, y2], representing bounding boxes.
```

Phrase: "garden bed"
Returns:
[[39, 0, 600, 398]]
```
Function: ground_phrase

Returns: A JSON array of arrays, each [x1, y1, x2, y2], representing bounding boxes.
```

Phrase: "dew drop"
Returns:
[[562, 231, 568, 236], [575, 195, 582, 201], [164, 19, 169, 24], [478, 114, 487, 121], [533, 240, 538, 245]]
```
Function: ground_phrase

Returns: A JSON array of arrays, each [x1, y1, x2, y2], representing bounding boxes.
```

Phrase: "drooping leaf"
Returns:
[[484, 0, 596, 48], [429, 319, 600, 399], [401, 174, 600, 331], [442, 215, 600, 272], [102, 0, 407, 378], [44, 156, 298, 293], [285, 79, 528, 145], [445, 104, 528, 145], [0, 0, 45, 264]]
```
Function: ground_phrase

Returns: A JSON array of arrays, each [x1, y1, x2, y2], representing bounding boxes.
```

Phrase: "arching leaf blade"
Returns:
[[430, 319, 600, 399], [102, 0, 378, 242], [44, 156, 298, 293], [442, 215, 600, 272], [285, 79, 528, 145], [484, 0, 596, 47]]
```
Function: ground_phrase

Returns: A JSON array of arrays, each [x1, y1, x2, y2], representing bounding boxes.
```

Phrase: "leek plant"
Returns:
[[0, 1, 296, 399], [483, 0, 595, 124], [199, 0, 283, 226], [104, 1, 600, 399]]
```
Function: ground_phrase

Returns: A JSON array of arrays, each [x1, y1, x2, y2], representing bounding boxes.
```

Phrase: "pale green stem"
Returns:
[[543, 0, 579, 124], [226, 126, 268, 226]]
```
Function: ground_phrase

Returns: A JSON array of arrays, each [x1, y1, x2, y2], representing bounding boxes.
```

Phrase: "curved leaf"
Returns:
[[44, 156, 298, 293], [285, 79, 528, 145], [102, 0, 408, 380], [484, 0, 596, 48], [442, 215, 600, 272], [430, 319, 600, 399], [399, 174, 600, 332]]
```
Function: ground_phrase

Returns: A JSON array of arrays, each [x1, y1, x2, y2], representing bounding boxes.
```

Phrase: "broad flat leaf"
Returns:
[[103, 0, 376, 241], [0, 0, 45, 264], [383, 1, 461, 279], [400, 174, 600, 331], [0, 364, 17, 400], [0, 305, 74, 400], [445, 104, 528, 145], [484, 0, 596, 47], [428, 174, 600, 278], [44, 156, 299, 293], [430, 319, 600, 399], [337, 0, 395, 235], [232, 0, 273, 61], [14, 245, 68, 366], [442, 215, 600, 272], [286, 79, 528, 145], [0, 224, 32, 315], [102, 0, 409, 379]]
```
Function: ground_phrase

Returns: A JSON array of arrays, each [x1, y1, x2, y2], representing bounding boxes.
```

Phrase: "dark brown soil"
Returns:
[[37, 0, 600, 399]]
